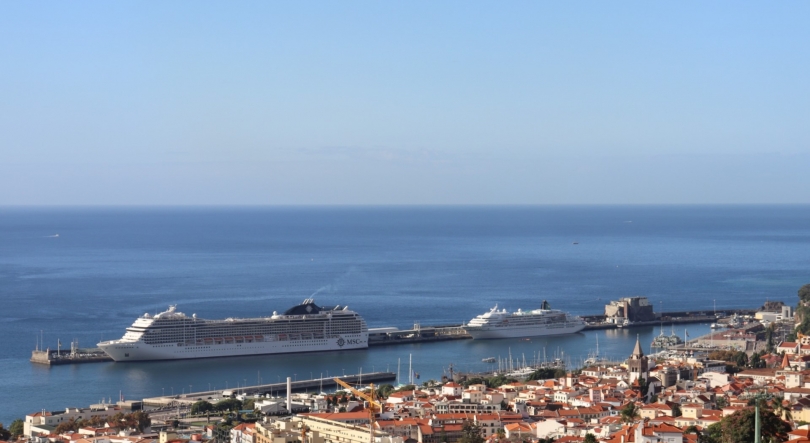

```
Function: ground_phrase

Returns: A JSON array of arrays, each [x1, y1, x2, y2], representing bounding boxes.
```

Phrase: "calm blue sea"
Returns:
[[1, 206, 808, 422]]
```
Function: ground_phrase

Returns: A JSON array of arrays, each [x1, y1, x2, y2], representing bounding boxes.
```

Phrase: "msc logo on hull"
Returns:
[[337, 337, 364, 347]]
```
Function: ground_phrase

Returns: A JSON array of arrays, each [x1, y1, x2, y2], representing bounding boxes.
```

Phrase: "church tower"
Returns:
[[628, 334, 649, 384]]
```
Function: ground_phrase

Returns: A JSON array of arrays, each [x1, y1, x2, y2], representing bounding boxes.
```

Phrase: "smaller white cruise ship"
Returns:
[[464, 301, 586, 339]]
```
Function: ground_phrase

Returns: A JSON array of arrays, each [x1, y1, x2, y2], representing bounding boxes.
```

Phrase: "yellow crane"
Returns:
[[333, 377, 383, 443], [299, 423, 310, 443]]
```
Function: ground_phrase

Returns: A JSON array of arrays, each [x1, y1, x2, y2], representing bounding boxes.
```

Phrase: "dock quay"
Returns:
[[368, 323, 470, 345], [581, 308, 758, 330], [368, 308, 758, 343], [670, 320, 770, 353], [30, 308, 762, 366], [30, 348, 113, 365], [142, 371, 396, 407]]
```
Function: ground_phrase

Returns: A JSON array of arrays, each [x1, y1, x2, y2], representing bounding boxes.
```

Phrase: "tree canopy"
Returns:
[[458, 420, 484, 443], [461, 375, 518, 389], [799, 284, 810, 303], [214, 398, 243, 412], [242, 398, 256, 411], [376, 384, 395, 398], [0, 423, 12, 441], [191, 400, 215, 414], [8, 420, 24, 439], [794, 284, 810, 335], [702, 407, 790, 443], [526, 368, 567, 381], [620, 402, 638, 423]]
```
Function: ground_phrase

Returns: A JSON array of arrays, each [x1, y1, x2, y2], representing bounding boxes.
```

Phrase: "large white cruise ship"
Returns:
[[464, 301, 586, 339], [98, 299, 368, 361]]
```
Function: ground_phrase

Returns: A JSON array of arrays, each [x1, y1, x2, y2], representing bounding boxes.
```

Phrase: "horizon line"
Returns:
[[3, 203, 810, 209]]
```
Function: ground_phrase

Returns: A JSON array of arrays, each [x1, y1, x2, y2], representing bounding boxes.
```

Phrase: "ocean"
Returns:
[[1, 205, 808, 422]]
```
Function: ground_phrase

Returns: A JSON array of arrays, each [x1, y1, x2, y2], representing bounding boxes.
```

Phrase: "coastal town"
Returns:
[[5, 2, 807, 442], [4, 285, 810, 443]]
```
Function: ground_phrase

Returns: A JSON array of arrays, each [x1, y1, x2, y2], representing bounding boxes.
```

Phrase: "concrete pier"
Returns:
[[141, 371, 396, 407], [369, 324, 470, 346], [30, 348, 112, 365]]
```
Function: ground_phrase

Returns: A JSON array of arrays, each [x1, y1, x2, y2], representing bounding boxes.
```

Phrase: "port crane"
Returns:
[[298, 422, 310, 443], [333, 377, 382, 443]]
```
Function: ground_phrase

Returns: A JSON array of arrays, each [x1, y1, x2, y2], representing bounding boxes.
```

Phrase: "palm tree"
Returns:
[[770, 398, 792, 423], [620, 402, 638, 423]]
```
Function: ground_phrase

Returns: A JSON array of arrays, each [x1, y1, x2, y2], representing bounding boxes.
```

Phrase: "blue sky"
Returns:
[[1, 2, 808, 205]]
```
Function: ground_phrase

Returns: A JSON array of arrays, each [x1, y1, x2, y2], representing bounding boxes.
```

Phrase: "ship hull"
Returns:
[[99, 334, 367, 361], [465, 322, 585, 339]]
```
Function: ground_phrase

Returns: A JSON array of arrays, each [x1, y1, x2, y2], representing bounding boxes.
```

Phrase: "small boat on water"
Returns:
[[584, 336, 607, 366], [482, 357, 496, 363], [651, 327, 684, 350]]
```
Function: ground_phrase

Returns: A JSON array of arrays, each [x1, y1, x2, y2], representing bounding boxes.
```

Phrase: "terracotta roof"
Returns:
[[652, 423, 683, 433]]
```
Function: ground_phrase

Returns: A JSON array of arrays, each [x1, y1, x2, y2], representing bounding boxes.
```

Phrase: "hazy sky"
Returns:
[[1, 2, 808, 205]]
